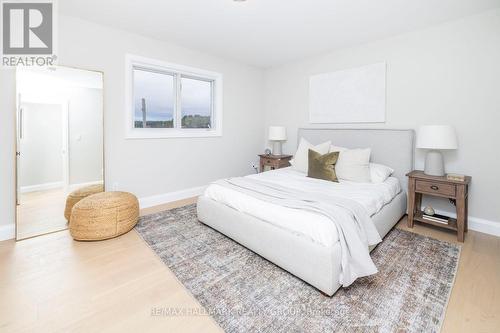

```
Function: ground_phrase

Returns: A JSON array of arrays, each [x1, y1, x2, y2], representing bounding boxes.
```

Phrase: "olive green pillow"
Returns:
[[307, 149, 339, 182]]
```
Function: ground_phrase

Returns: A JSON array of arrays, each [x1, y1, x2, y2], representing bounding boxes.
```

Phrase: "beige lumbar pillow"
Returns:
[[307, 150, 339, 182], [290, 138, 331, 173], [330, 146, 371, 182]]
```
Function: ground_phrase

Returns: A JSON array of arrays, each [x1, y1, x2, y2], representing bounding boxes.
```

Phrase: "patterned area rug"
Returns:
[[136, 204, 460, 333]]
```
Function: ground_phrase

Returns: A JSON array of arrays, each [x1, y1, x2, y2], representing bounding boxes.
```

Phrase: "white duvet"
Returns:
[[204, 167, 401, 248]]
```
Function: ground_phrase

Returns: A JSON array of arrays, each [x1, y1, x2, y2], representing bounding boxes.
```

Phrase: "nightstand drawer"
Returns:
[[415, 180, 456, 197], [258, 154, 293, 173], [262, 158, 277, 166]]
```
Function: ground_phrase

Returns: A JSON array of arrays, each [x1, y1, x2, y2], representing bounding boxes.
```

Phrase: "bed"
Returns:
[[197, 128, 415, 296]]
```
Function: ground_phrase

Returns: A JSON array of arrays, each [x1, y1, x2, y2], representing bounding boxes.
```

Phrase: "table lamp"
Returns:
[[416, 125, 458, 176], [268, 126, 287, 155]]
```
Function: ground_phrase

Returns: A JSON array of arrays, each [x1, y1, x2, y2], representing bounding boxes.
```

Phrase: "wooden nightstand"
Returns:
[[407, 170, 471, 242], [259, 154, 292, 173]]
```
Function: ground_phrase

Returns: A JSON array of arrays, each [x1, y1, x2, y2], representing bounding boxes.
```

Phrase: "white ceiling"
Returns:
[[18, 67, 103, 91], [59, 0, 500, 68]]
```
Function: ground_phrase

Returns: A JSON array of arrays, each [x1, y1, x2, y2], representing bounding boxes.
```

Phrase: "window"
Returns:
[[126, 55, 223, 138], [133, 68, 174, 128], [180, 76, 212, 129]]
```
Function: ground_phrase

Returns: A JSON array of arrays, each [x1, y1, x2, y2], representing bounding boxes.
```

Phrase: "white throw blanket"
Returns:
[[214, 177, 382, 287]]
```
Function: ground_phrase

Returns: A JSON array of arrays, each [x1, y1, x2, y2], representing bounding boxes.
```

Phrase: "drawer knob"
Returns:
[[430, 185, 439, 190], [267, 160, 271, 163]]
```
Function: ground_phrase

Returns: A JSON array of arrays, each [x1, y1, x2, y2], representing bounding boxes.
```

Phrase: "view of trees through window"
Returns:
[[133, 68, 212, 129], [180, 76, 211, 128]]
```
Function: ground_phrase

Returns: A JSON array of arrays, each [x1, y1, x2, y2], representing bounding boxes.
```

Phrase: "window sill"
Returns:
[[125, 128, 222, 139]]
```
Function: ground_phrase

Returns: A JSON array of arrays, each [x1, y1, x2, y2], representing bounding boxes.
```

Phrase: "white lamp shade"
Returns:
[[268, 126, 287, 141], [416, 125, 458, 150]]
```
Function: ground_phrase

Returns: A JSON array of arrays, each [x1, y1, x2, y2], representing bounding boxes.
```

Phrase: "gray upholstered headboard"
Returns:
[[297, 128, 415, 190]]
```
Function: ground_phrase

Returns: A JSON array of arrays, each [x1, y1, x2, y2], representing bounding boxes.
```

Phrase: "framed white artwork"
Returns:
[[309, 62, 386, 123]]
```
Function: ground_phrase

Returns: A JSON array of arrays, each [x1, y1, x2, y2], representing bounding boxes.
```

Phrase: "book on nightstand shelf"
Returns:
[[421, 213, 449, 224]]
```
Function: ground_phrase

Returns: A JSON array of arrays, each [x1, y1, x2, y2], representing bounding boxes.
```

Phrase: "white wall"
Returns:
[[67, 87, 103, 185], [0, 15, 265, 239], [2, 10, 498, 240], [263, 9, 500, 225]]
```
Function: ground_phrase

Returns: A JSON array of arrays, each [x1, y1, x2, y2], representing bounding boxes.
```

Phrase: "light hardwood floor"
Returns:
[[17, 188, 69, 240], [1, 197, 499, 332]]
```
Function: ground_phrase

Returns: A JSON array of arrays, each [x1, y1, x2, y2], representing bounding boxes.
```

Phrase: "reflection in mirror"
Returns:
[[16, 66, 104, 240]]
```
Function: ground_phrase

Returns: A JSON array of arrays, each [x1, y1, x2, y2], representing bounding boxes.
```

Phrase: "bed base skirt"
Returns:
[[196, 191, 406, 296]]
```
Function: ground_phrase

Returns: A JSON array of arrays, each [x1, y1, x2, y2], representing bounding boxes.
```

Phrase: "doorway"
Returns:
[[17, 101, 69, 239]]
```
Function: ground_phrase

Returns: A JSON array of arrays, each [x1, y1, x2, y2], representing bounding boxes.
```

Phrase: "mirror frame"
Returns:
[[14, 65, 105, 241]]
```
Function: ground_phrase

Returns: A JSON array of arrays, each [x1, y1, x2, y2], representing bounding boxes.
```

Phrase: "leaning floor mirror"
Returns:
[[15, 66, 104, 240]]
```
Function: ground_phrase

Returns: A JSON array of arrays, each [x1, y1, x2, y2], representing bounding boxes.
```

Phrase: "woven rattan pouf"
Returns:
[[64, 184, 104, 221], [69, 191, 139, 241]]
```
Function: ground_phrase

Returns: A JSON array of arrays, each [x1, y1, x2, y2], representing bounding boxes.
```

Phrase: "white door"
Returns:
[[18, 102, 65, 196]]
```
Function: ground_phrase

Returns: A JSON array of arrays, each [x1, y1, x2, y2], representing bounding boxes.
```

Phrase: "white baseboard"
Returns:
[[139, 188, 500, 237], [7, 185, 499, 241], [68, 180, 103, 191], [139, 188, 500, 238], [21, 181, 64, 193], [20, 180, 103, 194], [139, 186, 205, 209], [0, 224, 15, 241], [434, 209, 500, 237]]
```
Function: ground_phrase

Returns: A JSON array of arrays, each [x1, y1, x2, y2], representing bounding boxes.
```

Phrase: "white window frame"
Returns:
[[125, 54, 223, 139]]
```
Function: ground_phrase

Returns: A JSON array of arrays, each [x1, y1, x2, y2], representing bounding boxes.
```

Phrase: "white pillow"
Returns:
[[330, 146, 372, 182], [330, 145, 348, 153], [290, 138, 331, 173], [370, 163, 394, 183]]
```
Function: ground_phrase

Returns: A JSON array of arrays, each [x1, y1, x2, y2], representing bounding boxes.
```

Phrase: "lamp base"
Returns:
[[424, 150, 445, 176], [272, 141, 282, 156]]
